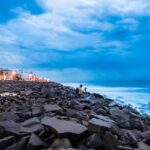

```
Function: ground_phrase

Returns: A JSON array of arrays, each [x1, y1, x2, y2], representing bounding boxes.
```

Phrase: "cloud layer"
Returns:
[[0, 0, 150, 82]]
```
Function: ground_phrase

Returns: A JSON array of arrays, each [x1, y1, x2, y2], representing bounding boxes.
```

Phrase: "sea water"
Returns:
[[64, 80, 150, 115]]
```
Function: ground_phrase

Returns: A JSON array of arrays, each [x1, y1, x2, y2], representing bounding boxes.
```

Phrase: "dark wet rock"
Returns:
[[0, 121, 20, 136], [88, 117, 115, 134], [110, 107, 130, 128], [24, 89, 33, 96], [142, 131, 150, 144], [41, 116, 87, 137], [20, 117, 40, 126], [43, 104, 62, 113], [27, 133, 48, 150], [65, 108, 83, 119], [138, 142, 150, 150], [120, 130, 138, 147], [48, 138, 72, 150], [103, 131, 119, 150], [32, 106, 42, 117], [0, 136, 16, 150], [0, 112, 19, 122], [117, 145, 135, 150], [86, 133, 102, 149], [5, 139, 27, 150], [96, 108, 108, 116], [20, 117, 43, 133], [131, 130, 142, 142], [130, 118, 146, 131], [90, 114, 116, 124]]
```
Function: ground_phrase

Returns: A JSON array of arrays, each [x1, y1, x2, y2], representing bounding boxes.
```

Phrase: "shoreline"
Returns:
[[0, 80, 150, 150], [63, 82, 150, 116]]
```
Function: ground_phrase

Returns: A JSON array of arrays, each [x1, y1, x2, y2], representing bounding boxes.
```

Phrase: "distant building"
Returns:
[[0, 68, 49, 82], [0, 68, 13, 80], [0, 68, 22, 80]]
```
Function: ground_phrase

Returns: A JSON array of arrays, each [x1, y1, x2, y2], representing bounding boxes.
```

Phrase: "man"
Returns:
[[76, 84, 83, 97]]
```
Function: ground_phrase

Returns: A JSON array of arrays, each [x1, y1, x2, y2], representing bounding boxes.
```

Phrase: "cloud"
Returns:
[[0, 51, 25, 67], [0, 0, 150, 81], [38, 0, 150, 16]]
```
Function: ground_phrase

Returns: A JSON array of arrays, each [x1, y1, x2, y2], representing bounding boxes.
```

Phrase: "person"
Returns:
[[84, 87, 87, 92], [76, 84, 83, 97]]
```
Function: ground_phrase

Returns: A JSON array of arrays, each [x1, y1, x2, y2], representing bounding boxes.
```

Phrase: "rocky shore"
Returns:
[[0, 80, 150, 150]]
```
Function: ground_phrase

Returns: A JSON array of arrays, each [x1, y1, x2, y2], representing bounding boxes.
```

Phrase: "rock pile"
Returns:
[[0, 80, 150, 150]]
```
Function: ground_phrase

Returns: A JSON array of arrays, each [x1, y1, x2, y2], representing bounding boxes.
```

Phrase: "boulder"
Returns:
[[96, 108, 108, 116], [48, 138, 72, 150], [142, 131, 150, 142], [43, 104, 62, 113], [110, 107, 130, 128], [21, 117, 40, 126], [0, 136, 16, 149], [103, 131, 119, 150], [5, 139, 27, 150], [88, 118, 114, 134], [20, 117, 43, 133], [138, 142, 150, 150], [90, 114, 116, 124], [24, 90, 33, 96], [32, 107, 42, 117], [120, 130, 138, 147], [0, 121, 20, 136], [41, 116, 87, 137], [27, 133, 48, 150], [0, 112, 19, 122], [86, 133, 102, 149], [117, 146, 135, 150], [130, 118, 145, 131]]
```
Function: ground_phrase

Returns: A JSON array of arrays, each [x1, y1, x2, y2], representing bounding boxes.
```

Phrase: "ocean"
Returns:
[[64, 80, 150, 115]]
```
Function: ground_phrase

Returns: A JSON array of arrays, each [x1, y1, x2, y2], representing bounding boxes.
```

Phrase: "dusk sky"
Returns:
[[0, 0, 150, 83]]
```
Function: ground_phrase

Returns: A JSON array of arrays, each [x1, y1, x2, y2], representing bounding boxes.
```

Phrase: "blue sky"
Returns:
[[0, 0, 150, 83]]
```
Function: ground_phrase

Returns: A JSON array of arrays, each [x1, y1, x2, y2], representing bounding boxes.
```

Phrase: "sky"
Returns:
[[0, 0, 150, 83]]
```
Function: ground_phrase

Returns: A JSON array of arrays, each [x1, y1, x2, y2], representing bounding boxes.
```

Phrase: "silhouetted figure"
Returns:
[[76, 84, 83, 97], [84, 87, 87, 92]]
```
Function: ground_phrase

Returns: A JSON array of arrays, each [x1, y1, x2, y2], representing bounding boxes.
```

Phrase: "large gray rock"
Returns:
[[5, 139, 27, 150], [103, 131, 119, 150], [27, 133, 48, 150], [86, 133, 102, 149], [20, 117, 43, 133], [43, 104, 62, 113], [41, 116, 87, 136], [138, 142, 150, 150], [130, 118, 145, 131], [48, 138, 72, 150], [24, 89, 33, 96], [142, 131, 150, 141], [88, 117, 114, 134], [21, 117, 40, 126], [110, 107, 130, 128], [0, 112, 19, 122], [32, 107, 42, 117], [117, 146, 135, 150], [120, 130, 138, 147], [0, 136, 16, 150], [0, 121, 20, 136], [90, 114, 116, 124]]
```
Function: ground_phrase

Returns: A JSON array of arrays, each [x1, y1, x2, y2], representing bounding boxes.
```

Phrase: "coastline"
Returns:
[[0, 80, 150, 150], [64, 82, 150, 115]]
